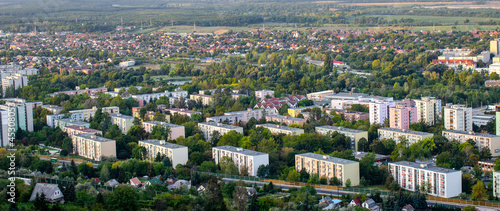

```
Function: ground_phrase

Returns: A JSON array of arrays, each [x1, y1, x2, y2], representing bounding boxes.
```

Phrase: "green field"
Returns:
[[349, 15, 500, 25]]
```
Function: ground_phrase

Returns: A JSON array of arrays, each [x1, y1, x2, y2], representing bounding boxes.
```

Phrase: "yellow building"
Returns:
[[287, 105, 322, 118], [295, 152, 359, 187], [72, 134, 116, 161], [190, 94, 212, 106]]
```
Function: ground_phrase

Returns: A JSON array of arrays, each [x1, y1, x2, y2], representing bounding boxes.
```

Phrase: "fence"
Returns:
[[426, 196, 500, 208], [192, 171, 261, 182]]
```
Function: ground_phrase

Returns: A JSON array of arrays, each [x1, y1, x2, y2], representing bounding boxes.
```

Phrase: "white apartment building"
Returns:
[[198, 122, 244, 140], [256, 124, 304, 136], [62, 125, 102, 138], [0, 98, 34, 132], [109, 113, 134, 133], [255, 90, 274, 100], [378, 128, 434, 145], [206, 108, 264, 125], [72, 134, 116, 161], [442, 130, 500, 156], [443, 104, 472, 132], [142, 121, 185, 140], [2, 73, 27, 95], [414, 97, 442, 125], [389, 161, 462, 198], [0, 110, 8, 147], [369, 99, 396, 125], [315, 125, 368, 151], [41, 105, 63, 114], [212, 145, 269, 176], [69, 106, 120, 121], [139, 139, 188, 167]]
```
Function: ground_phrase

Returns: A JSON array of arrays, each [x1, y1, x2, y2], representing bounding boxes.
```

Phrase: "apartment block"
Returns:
[[163, 108, 201, 118], [378, 128, 433, 144], [414, 97, 442, 125], [0, 110, 8, 147], [62, 125, 102, 138], [307, 90, 335, 101], [190, 94, 212, 106], [389, 161, 462, 198], [206, 108, 264, 125], [442, 130, 500, 156], [327, 109, 369, 122], [50, 87, 108, 97], [139, 139, 188, 167], [256, 124, 304, 136], [2, 73, 27, 95], [288, 105, 323, 118], [0, 98, 34, 132], [109, 113, 134, 133], [72, 134, 116, 161], [41, 105, 63, 114], [295, 153, 360, 187], [315, 125, 368, 151], [443, 104, 472, 132], [390, 100, 417, 130], [493, 171, 500, 198], [198, 122, 243, 140], [54, 118, 90, 129], [255, 90, 275, 100], [369, 99, 396, 125], [69, 106, 120, 121], [265, 115, 307, 126], [212, 145, 269, 176], [497, 112, 500, 136], [142, 121, 185, 140]]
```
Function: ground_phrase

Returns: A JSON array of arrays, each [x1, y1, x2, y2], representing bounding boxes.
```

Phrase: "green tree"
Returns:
[[106, 186, 138, 211], [233, 180, 250, 211], [472, 180, 488, 201], [204, 177, 228, 211]]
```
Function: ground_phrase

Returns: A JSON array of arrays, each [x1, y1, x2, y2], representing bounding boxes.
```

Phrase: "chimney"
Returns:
[[323, 155, 328, 159], [236, 148, 243, 152]]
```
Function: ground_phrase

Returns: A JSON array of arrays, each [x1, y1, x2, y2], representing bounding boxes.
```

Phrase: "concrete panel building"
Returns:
[[295, 153, 360, 187], [307, 90, 335, 101], [190, 94, 212, 106], [212, 145, 269, 176], [389, 161, 462, 198], [265, 115, 307, 127], [442, 130, 500, 156], [54, 118, 90, 129], [72, 134, 116, 161], [315, 125, 368, 151], [198, 122, 244, 140], [443, 104, 472, 132], [2, 73, 28, 95], [414, 97, 442, 125], [0, 98, 34, 132], [142, 121, 185, 140], [255, 90, 274, 100], [206, 108, 264, 125], [109, 113, 134, 133], [256, 124, 304, 136], [139, 139, 188, 167], [164, 108, 201, 118], [62, 125, 102, 138], [378, 128, 433, 144], [389, 99, 417, 130], [288, 105, 322, 118]]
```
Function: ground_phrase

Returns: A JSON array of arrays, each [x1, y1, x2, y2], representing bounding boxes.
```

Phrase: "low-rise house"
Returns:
[[130, 177, 142, 188], [106, 179, 120, 187], [349, 198, 362, 206], [197, 184, 207, 194], [402, 204, 415, 211], [362, 198, 380, 211], [144, 178, 162, 187], [29, 183, 64, 203], [168, 180, 191, 190]]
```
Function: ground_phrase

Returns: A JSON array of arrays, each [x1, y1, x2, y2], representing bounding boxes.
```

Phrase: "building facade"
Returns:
[[295, 153, 360, 187], [255, 90, 275, 100], [72, 134, 116, 161], [389, 100, 417, 130], [443, 104, 472, 132], [315, 125, 368, 151], [414, 97, 442, 125], [265, 115, 307, 126], [206, 108, 264, 125], [190, 94, 212, 106], [389, 161, 462, 198], [139, 139, 188, 167], [109, 113, 134, 133], [142, 121, 185, 140], [378, 128, 433, 144], [442, 130, 500, 156], [256, 124, 304, 136], [369, 100, 395, 125], [212, 145, 269, 176], [0, 98, 34, 132], [54, 118, 91, 129], [163, 108, 201, 118], [62, 125, 102, 138], [198, 122, 244, 140]]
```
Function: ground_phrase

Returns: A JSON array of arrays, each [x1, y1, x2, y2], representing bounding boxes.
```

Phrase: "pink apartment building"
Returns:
[[390, 99, 417, 130]]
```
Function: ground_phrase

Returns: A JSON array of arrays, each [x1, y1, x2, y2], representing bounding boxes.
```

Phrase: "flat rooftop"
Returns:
[[379, 128, 433, 136], [55, 118, 88, 125], [164, 108, 201, 113], [296, 152, 358, 165], [443, 130, 499, 138], [109, 113, 134, 120], [143, 121, 183, 128], [256, 123, 304, 132], [391, 161, 460, 174], [139, 139, 187, 149], [198, 121, 243, 130], [73, 133, 114, 142], [316, 125, 367, 134], [266, 114, 307, 122], [63, 125, 101, 133], [213, 145, 268, 156]]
